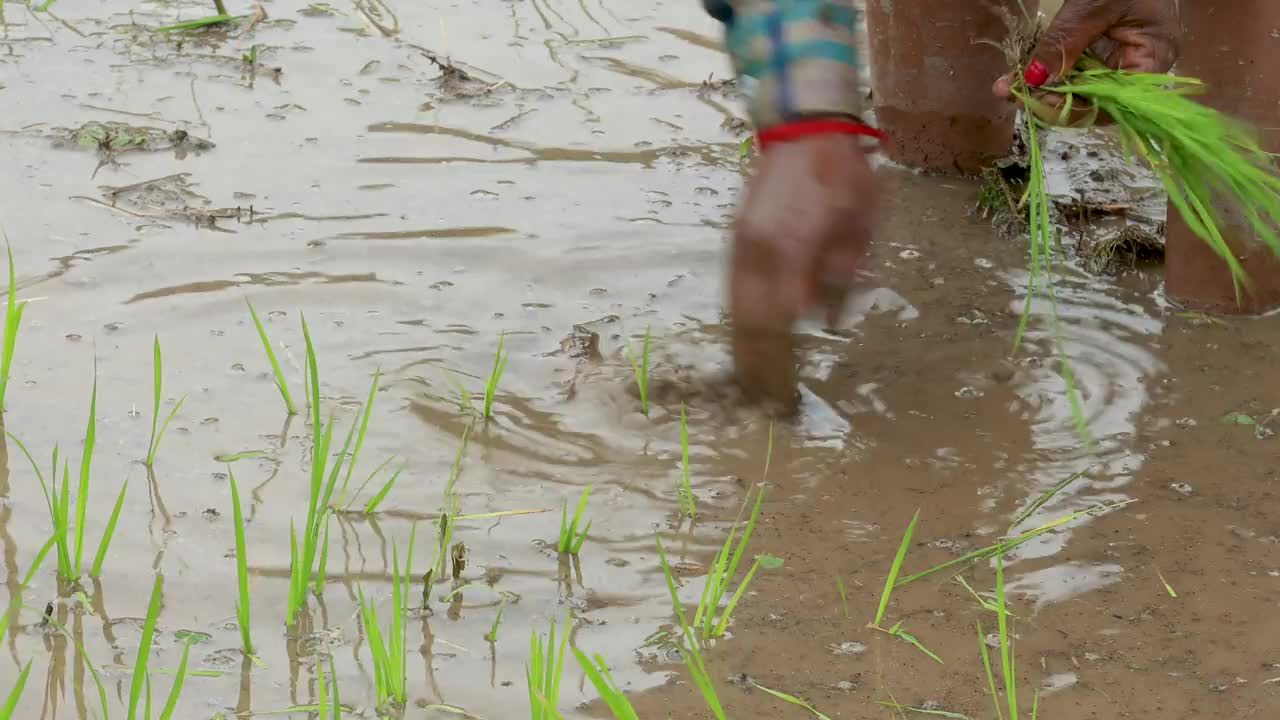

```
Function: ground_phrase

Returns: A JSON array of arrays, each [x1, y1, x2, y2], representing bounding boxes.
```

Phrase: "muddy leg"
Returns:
[[864, 0, 1036, 174], [1164, 1, 1280, 314]]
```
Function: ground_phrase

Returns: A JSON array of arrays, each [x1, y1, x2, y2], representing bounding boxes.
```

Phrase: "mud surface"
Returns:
[[2, 1, 1279, 719]]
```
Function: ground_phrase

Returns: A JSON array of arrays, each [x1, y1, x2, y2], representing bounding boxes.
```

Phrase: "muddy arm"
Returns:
[[702, 0, 864, 129]]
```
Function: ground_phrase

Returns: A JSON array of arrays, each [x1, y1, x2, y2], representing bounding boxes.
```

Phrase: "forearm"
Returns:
[[703, 0, 864, 128]]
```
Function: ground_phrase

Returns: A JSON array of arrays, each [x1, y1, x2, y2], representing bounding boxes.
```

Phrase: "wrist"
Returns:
[[756, 117, 885, 152]]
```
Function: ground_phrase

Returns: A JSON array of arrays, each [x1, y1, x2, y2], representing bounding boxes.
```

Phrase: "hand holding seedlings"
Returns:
[[992, 0, 1180, 125]]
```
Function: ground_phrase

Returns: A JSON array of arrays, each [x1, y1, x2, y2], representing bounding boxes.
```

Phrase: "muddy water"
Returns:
[[2, 2, 1279, 719]]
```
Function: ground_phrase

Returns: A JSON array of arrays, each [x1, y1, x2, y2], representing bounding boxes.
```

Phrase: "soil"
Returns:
[[1, 1, 1278, 719]]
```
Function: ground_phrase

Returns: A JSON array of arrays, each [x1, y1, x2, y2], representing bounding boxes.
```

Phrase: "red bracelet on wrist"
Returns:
[[756, 118, 886, 152]]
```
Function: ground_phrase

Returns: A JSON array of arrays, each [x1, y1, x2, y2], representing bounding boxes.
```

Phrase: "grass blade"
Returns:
[[246, 299, 297, 415], [89, 480, 128, 578], [483, 333, 508, 419], [72, 369, 98, 579], [158, 638, 194, 720], [128, 573, 165, 720], [336, 368, 380, 507], [572, 648, 640, 720], [0, 244, 27, 413], [229, 467, 253, 655], [362, 462, 405, 514], [678, 404, 695, 516], [836, 576, 849, 619], [625, 326, 651, 416], [0, 661, 33, 720], [873, 510, 919, 627], [978, 620, 1006, 720], [751, 682, 833, 720]]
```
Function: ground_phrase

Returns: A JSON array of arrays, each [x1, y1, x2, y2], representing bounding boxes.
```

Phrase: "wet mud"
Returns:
[[1, 1, 1278, 719]]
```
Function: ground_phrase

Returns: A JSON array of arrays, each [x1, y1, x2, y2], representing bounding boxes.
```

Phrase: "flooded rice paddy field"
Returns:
[[2, 1, 1279, 718]]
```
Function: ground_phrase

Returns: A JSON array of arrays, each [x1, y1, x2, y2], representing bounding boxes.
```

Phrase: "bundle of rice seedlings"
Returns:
[[992, 4, 1280, 445]]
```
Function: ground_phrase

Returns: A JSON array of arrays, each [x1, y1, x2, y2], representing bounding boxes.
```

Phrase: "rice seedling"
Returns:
[[556, 485, 591, 554], [432, 423, 472, 580], [0, 661, 32, 720], [654, 536, 725, 719], [751, 682, 833, 720], [316, 654, 342, 720], [690, 485, 781, 642], [570, 648, 639, 720], [286, 314, 374, 622], [873, 510, 918, 627], [624, 325, 651, 416], [333, 369, 380, 509], [228, 467, 253, 656], [1157, 568, 1178, 599], [361, 461, 405, 515], [10, 378, 126, 583], [876, 701, 971, 719], [246, 299, 297, 415], [893, 498, 1133, 589], [483, 333, 508, 420], [145, 336, 186, 467], [155, 0, 236, 31], [677, 405, 695, 517], [835, 576, 849, 619], [525, 611, 571, 720], [356, 526, 414, 710], [0, 244, 27, 413], [1035, 60, 1280, 297], [127, 572, 194, 720], [484, 603, 505, 643]]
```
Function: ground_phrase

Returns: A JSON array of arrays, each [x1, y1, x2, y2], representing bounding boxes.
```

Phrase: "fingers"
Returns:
[[1027, 0, 1122, 87]]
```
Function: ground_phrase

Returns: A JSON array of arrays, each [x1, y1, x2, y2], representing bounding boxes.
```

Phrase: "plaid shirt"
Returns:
[[703, 0, 864, 128]]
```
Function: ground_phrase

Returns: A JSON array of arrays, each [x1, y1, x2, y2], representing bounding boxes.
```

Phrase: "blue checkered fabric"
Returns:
[[705, 0, 864, 128]]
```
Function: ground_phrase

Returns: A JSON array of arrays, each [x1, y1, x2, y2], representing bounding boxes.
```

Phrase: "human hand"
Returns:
[[992, 0, 1180, 125], [729, 132, 879, 408]]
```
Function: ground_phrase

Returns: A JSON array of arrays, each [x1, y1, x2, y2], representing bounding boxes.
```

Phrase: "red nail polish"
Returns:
[[1024, 59, 1050, 87]]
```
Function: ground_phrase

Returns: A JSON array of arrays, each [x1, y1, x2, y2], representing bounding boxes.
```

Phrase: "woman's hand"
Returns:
[[993, 0, 1180, 123], [730, 132, 879, 406]]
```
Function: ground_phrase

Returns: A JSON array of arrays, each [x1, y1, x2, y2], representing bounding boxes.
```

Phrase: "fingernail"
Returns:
[[1024, 59, 1050, 88]]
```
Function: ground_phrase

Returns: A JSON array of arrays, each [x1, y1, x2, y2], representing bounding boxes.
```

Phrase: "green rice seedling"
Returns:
[[158, 637, 196, 720], [246, 299, 297, 415], [872, 509, 918, 627], [484, 604, 505, 643], [483, 333, 508, 420], [286, 314, 367, 622], [654, 536, 725, 719], [624, 326, 651, 416], [995, 552, 1017, 720], [526, 611, 571, 720], [556, 485, 591, 554], [362, 461, 405, 515], [145, 336, 186, 467], [571, 648, 639, 720], [0, 244, 27, 413], [73, 371, 98, 579], [228, 467, 253, 655], [0, 661, 32, 720], [751, 682, 833, 720], [11, 410, 125, 584], [868, 510, 947, 663], [1008, 469, 1084, 532], [1157, 568, 1178, 598], [316, 654, 342, 720], [691, 484, 781, 642], [128, 572, 163, 720], [432, 423, 472, 580], [677, 405, 695, 517], [89, 478, 128, 579], [893, 499, 1133, 589], [333, 369, 380, 508], [357, 527, 414, 710], [1036, 60, 1280, 296]]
